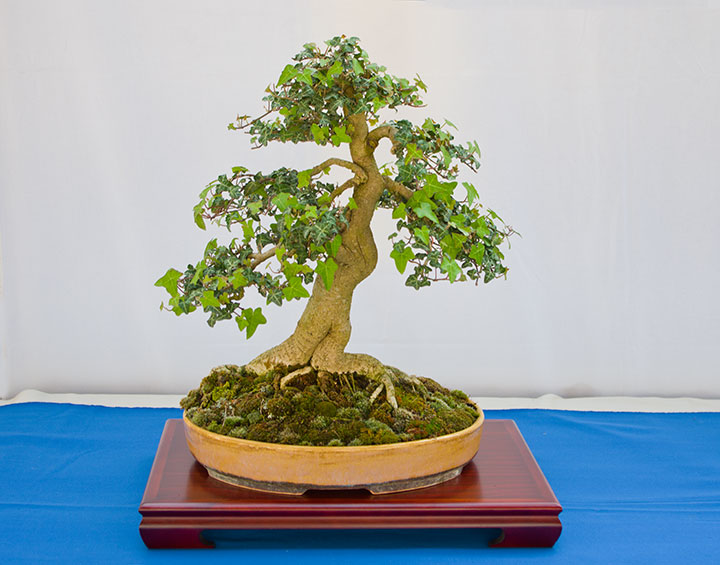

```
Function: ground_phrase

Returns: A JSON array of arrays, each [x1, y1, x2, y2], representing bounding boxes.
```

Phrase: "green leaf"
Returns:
[[282, 276, 310, 300], [297, 169, 312, 188], [296, 67, 314, 85], [241, 307, 267, 339], [347, 197, 358, 210], [193, 210, 206, 230], [462, 182, 479, 204], [444, 119, 458, 130], [247, 201, 263, 215], [440, 232, 467, 259], [326, 234, 342, 257], [204, 238, 217, 256], [390, 246, 415, 274], [315, 257, 338, 290], [311, 123, 328, 143], [392, 203, 406, 219], [351, 58, 363, 75], [231, 165, 247, 174], [440, 255, 462, 282], [272, 193, 291, 211], [404, 143, 424, 164], [414, 201, 439, 223], [230, 269, 248, 289], [441, 146, 452, 168], [154, 268, 182, 297], [242, 221, 254, 242], [190, 260, 206, 284], [277, 64, 298, 86], [414, 225, 430, 246], [327, 59, 343, 77], [331, 125, 352, 146], [199, 290, 221, 309], [469, 243, 485, 264]]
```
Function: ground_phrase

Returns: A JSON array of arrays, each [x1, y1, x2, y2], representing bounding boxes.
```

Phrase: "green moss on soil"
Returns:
[[180, 364, 480, 446]]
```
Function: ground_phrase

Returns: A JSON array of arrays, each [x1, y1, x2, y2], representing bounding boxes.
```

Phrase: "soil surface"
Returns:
[[181, 364, 479, 446]]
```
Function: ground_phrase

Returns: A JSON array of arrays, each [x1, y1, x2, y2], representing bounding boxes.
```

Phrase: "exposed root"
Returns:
[[369, 373, 398, 410], [279, 365, 314, 389]]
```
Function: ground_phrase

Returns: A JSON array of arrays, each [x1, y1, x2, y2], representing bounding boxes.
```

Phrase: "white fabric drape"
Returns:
[[1, 1, 719, 398]]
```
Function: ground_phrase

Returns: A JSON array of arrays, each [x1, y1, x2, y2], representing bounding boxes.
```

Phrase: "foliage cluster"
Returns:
[[156, 35, 515, 339]]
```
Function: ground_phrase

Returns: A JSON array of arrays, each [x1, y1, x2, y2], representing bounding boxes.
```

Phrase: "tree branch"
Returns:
[[310, 158, 367, 182], [383, 177, 414, 201], [367, 125, 401, 154], [249, 246, 278, 269], [329, 177, 360, 202]]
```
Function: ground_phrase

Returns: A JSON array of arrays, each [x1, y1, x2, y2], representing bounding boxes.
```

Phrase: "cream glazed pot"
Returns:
[[183, 405, 484, 495]]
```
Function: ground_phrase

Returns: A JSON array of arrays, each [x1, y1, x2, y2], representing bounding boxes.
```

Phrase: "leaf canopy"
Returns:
[[157, 35, 515, 338]]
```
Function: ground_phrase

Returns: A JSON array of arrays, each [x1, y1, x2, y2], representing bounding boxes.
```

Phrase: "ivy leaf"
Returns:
[[440, 255, 462, 282], [154, 268, 182, 297], [277, 64, 298, 86], [390, 246, 415, 274], [331, 125, 352, 146], [326, 234, 342, 257], [272, 193, 291, 211], [199, 290, 221, 309], [347, 197, 358, 210], [414, 201, 439, 224], [413, 225, 430, 246], [190, 260, 206, 285], [315, 257, 338, 290], [283, 276, 310, 300], [351, 58, 363, 75], [247, 201, 263, 215], [444, 118, 458, 130], [391, 202, 406, 219], [327, 59, 343, 77], [204, 238, 218, 256], [296, 67, 314, 85], [297, 170, 312, 188], [311, 123, 328, 143], [469, 243, 485, 264], [404, 143, 423, 164], [230, 269, 248, 289], [236, 307, 267, 339], [441, 146, 452, 168], [193, 205, 206, 230], [462, 182, 479, 205]]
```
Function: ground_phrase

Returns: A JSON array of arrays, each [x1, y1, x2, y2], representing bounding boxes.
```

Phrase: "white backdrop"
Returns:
[[1, 0, 719, 398]]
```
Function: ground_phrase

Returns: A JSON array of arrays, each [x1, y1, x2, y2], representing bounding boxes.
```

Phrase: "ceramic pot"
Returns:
[[183, 405, 484, 495]]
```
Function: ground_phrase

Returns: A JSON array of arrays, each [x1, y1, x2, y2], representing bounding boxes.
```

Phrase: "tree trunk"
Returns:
[[246, 113, 390, 382]]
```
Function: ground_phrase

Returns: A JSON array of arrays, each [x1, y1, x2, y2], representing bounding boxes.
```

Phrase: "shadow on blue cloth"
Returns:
[[1, 403, 719, 564]]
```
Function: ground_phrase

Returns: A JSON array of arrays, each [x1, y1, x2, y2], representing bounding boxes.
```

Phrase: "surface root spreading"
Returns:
[[181, 364, 479, 447]]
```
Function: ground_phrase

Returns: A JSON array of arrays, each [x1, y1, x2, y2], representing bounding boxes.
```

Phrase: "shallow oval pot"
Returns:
[[183, 406, 484, 495]]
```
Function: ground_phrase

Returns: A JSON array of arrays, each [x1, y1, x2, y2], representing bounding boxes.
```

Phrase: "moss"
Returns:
[[316, 400, 338, 417], [180, 364, 479, 446]]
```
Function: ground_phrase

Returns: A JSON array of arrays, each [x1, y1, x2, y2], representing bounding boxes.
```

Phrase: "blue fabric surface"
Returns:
[[1, 403, 719, 564]]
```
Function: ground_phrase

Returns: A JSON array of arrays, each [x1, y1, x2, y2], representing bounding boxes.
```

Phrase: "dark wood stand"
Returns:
[[139, 419, 562, 549]]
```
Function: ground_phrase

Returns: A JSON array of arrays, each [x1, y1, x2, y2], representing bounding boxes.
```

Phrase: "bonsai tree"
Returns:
[[156, 36, 514, 410]]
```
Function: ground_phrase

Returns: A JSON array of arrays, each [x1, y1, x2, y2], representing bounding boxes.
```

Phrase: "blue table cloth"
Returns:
[[1, 403, 718, 563]]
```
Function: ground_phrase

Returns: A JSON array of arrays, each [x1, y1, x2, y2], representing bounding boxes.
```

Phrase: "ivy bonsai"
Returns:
[[157, 36, 514, 444]]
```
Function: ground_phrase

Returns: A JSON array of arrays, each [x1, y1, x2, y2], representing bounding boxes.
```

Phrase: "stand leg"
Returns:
[[140, 521, 215, 549], [490, 521, 562, 548]]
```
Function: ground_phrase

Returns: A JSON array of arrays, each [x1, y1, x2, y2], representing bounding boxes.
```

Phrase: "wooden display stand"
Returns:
[[139, 419, 562, 549]]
